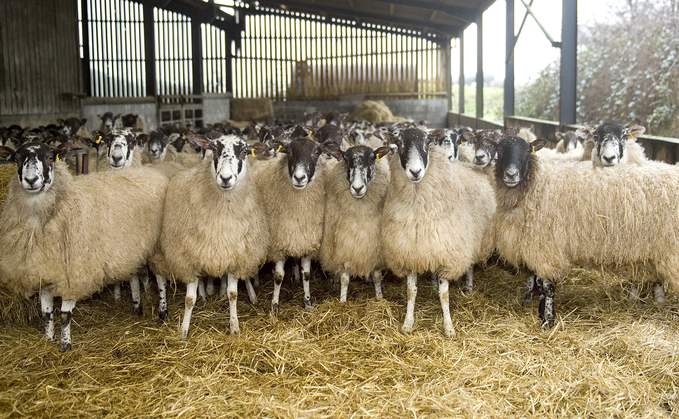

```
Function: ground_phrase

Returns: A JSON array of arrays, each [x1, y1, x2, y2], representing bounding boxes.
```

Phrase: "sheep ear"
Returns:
[[322, 141, 343, 161], [166, 132, 179, 146], [249, 142, 269, 157], [555, 132, 564, 140], [530, 139, 547, 154], [426, 129, 446, 145], [627, 124, 645, 139], [503, 128, 517, 137], [575, 128, 591, 141], [54, 142, 73, 161], [271, 140, 288, 154], [374, 146, 391, 161], [188, 134, 212, 151], [461, 131, 475, 145], [0, 146, 15, 162], [136, 133, 149, 148]]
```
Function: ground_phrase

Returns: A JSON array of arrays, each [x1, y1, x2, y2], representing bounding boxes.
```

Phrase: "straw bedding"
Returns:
[[0, 263, 676, 418]]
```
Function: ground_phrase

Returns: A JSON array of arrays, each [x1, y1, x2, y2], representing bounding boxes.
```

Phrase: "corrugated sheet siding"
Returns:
[[0, 0, 80, 115]]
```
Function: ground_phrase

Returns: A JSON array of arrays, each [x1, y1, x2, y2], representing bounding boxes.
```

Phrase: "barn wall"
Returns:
[[0, 0, 81, 123], [274, 99, 448, 127]]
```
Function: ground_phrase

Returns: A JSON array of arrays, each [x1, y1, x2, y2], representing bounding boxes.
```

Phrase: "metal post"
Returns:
[[143, 4, 156, 97], [191, 19, 203, 95], [444, 36, 452, 112], [459, 31, 465, 114], [81, 0, 91, 96], [504, 0, 515, 119], [560, 0, 577, 125], [475, 11, 483, 120]]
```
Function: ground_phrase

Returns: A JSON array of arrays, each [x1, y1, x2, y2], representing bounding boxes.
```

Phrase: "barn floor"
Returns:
[[0, 264, 677, 418]]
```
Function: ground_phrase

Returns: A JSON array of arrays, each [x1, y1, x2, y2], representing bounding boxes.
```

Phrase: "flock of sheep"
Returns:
[[0, 111, 676, 352]]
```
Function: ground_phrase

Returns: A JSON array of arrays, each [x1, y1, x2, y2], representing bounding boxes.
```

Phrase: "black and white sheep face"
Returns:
[[592, 122, 628, 167], [210, 135, 249, 191], [283, 138, 324, 189], [396, 128, 431, 183], [106, 130, 137, 170], [343, 146, 380, 198], [147, 132, 169, 160], [495, 136, 546, 188], [13, 142, 56, 194], [433, 129, 461, 162], [556, 131, 579, 152], [99, 112, 119, 132]]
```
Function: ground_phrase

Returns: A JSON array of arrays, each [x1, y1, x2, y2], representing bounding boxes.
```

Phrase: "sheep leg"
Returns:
[[538, 279, 556, 330], [219, 277, 227, 299], [180, 279, 199, 341], [438, 276, 454, 337], [227, 273, 240, 335], [339, 271, 350, 302], [141, 267, 151, 293], [271, 260, 285, 314], [253, 273, 260, 288], [198, 277, 207, 301], [130, 275, 143, 317], [431, 273, 439, 290], [40, 288, 55, 342], [292, 258, 301, 286], [59, 299, 76, 352], [331, 274, 340, 292], [373, 270, 383, 300], [523, 274, 539, 305], [156, 274, 168, 322], [206, 277, 216, 296], [654, 283, 666, 304], [113, 282, 121, 301], [244, 277, 257, 304], [401, 273, 418, 334], [462, 269, 473, 294], [301, 256, 312, 309]]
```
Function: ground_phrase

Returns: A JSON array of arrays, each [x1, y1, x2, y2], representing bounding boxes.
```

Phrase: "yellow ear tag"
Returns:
[[276, 145, 283, 153], [307, 131, 313, 138], [531, 145, 536, 155], [56, 155, 61, 162], [630, 134, 635, 140], [461, 140, 466, 146], [95, 135, 102, 145], [376, 154, 382, 163], [251, 149, 256, 158]]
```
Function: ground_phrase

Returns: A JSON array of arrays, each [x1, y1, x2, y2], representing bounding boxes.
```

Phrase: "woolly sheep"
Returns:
[[252, 137, 328, 313], [0, 142, 167, 351], [320, 144, 392, 302], [380, 128, 496, 337], [159, 134, 269, 339], [482, 135, 679, 329]]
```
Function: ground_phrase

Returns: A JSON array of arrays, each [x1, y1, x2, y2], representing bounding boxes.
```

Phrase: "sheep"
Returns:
[[482, 135, 679, 329], [555, 131, 582, 153], [159, 133, 269, 339], [576, 122, 647, 168], [380, 128, 496, 337], [252, 136, 329, 313], [98, 112, 121, 132], [462, 129, 503, 168], [84, 129, 145, 172], [120, 114, 146, 133], [0, 142, 168, 351], [320, 144, 392, 302]]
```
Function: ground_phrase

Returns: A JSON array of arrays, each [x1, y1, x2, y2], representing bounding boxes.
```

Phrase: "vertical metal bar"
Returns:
[[191, 18, 202, 95], [476, 12, 484, 119], [81, 0, 92, 96], [444, 36, 452, 112], [459, 30, 464, 114], [560, 0, 577, 125], [504, 0, 515, 119]]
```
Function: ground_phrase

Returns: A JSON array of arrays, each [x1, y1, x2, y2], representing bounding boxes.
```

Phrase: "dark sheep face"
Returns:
[[495, 136, 546, 188], [396, 128, 431, 183], [592, 122, 627, 167], [285, 138, 324, 189]]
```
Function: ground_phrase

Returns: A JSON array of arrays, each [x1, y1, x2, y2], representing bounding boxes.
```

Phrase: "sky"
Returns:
[[453, 0, 624, 87]]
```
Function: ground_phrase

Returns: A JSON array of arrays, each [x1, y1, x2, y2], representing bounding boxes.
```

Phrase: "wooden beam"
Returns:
[[368, 0, 476, 23]]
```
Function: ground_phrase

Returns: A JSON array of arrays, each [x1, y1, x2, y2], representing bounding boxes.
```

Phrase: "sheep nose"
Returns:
[[352, 184, 365, 195], [603, 155, 616, 164], [409, 168, 422, 178], [25, 175, 38, 186], [220, 174, 233, 184], [112, 155, 123, 163], [505, 168, 519, 180], [293, 174, 307, 183]]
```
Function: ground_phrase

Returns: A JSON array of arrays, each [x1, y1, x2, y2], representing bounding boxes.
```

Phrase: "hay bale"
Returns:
[[230, 98, 274, 123], [0, 164, 15, 212], [349, 100, 409, 123]]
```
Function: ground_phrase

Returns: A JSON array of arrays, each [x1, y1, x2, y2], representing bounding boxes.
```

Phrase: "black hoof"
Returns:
[[271, 303, 279, 315], [303, 298, 312, 309], [541, 318, 555, 330], [159, 309, 168, 322], [522, 293, 533, 305], [134, 305, 143, 317], [60, 342, 71, 352]]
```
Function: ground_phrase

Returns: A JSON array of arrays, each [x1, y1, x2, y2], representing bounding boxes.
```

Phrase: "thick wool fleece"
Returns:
[[142, 144, 179, 165], [320, 159, 390, 278], [0, 163, 167, 300], [381, 147, 496, 279], [253, 155, 327, 261], [160, 157, 269, 283], [482, 156, 679, 290]]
